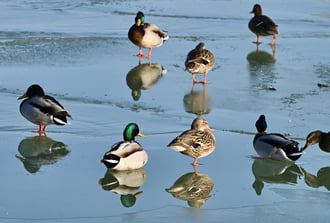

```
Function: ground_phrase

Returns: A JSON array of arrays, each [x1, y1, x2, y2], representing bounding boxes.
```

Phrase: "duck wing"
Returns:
[[168, 130, 210, 152], [28, 96, 71, 125], [144, 23, 168, 39], [258, 133, 298, 148], [253, 15, 278, 34]]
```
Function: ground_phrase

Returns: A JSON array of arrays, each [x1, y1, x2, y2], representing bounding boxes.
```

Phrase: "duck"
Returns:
[[18, 84, 71, 134], [301, 130, 330, 153], [185, 42, 215, 84], [167, 117, 216, 166], [101, 123, 148, 171], [248, 4, 279, 45], [128, 11, 169, 58], [253, 115, 303, 161]]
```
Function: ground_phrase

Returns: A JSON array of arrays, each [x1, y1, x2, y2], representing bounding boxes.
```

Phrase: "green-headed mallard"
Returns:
[[302, 130, 330, 153], [101, 123, 148, 170], [167, 117, 216, 166], [128, 11, 169, 58], [18, 84, 71, 134], [253, 115, 303, 161], [185, 42, 215, 84], [248, 4, 279, 45]]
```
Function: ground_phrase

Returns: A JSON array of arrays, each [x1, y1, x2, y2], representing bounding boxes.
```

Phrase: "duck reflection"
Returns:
[[16, 136, 69, 174], [302, 167, 330, 191], [99, 168, 147, 208], [251, 159, 303, 195], [183, 83, 211, 115], [126, 63, 166, 101], [247, 45, 277, 91], [166, 172, 214, 208]]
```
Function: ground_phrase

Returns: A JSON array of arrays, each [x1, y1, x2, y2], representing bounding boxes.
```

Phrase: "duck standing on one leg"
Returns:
[[128, 11, 169, 59], [248, 4, 279, 45], [18, 84, 71, 134], [253, 115, 303, 161], [101, 123, 148, 171], [167, 117, 216, 167], [185, 42, 215, 84]]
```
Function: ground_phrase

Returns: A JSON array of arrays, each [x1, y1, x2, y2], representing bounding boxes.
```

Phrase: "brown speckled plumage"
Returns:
[[167, 117, 216, 166], [185, 43, 215, 84]]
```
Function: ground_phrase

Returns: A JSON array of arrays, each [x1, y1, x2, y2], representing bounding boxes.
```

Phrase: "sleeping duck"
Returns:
[[248, 4, 279, 45], [253, 115, 303, 161], [185, 42, 215, 84], [128, 11, 169, 58], [18, 84, 71, 134], [167, 117, 216, 166], [101, 123, 148, 170]]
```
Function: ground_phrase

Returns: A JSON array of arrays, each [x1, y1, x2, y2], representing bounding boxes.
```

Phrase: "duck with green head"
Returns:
[[18, 84, 71, 134], [128, 11, 169, 58], [101, 123, 148, 170]]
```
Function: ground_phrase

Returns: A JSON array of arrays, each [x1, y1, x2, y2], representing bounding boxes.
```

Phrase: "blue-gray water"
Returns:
[[1, 0, 330, 222]]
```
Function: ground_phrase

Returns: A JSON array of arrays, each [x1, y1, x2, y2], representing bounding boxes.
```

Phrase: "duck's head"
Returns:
[[134, 11, 145, 26], [123, 123, 145, 141], [255, 115, 267, 133], [195, 42, 206, 51], [302, 130, 330, 152], [191, 117, 215, 131], [131, 89, 141, 101], [120, 191, 143, 208], [250, 4, 262, 16], [18, 84, 45, 100]]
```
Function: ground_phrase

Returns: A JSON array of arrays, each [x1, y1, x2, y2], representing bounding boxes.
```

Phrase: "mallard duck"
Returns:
[[167, 117, 216, 166], [302, 130, 330, 152], [185, 42, 215, 84], [253, 115, 303, 161], [128, 11, 169, 58], [101, 123, 148, 170], [18, 84, 71, 134], [248, 4, 279, 45]]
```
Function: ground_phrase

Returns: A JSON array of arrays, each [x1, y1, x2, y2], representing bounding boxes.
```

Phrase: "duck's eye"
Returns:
[[192, 143, 201, 148]]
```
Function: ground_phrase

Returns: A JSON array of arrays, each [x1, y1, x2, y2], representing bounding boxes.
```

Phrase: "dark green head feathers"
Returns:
[[19, 84, 45, 99], [255, 115, 267, 133], [135, 11, 145, 26], [123, 123, 145, 141]]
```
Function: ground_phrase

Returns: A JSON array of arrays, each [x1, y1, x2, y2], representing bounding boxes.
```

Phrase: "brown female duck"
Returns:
[[185, 42, 215, 84], [248, 4, 279, 45]]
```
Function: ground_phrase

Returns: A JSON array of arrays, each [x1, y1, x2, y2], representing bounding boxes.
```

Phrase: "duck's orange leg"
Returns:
[[32, 122, 46, 135]]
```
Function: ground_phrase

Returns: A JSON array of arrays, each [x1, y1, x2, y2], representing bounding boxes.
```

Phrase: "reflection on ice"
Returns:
[[302, 167, 330, 191], [166, 172, 214, 208], [251, 159, 303, 195], [126, 63, 166, 101], [99, 168, 147, 208], [16, 136, 69, 174], [183, 83, 211, 115], [247, 45, 277, 91]]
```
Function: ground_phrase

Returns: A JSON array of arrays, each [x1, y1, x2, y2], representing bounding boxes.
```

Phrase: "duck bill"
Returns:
[[18, 93, 28, 100], [208, 127, 215, 131], [138, 132, 146, 137], [134, 191, 143, 198]]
